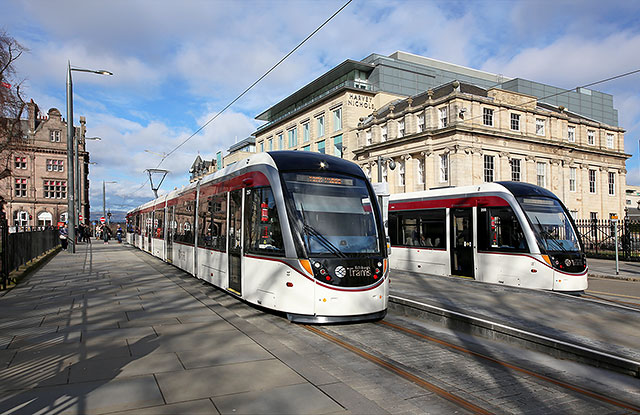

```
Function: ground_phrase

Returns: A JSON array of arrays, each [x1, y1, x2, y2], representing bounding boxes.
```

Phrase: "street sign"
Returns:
[[100, 216, 106, 224], [79, 214, 84, 222]]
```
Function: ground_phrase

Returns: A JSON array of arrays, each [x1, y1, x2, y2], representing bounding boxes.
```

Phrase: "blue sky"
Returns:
[[3, 0, 640, 214]]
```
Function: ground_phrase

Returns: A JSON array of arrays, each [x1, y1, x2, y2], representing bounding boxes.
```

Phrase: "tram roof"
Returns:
[[389, 181, 560, 201]]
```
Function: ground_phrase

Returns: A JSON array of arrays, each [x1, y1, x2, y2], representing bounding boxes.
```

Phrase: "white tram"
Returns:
[[388, 182, 588, 291], [127, 151, 389, 323]]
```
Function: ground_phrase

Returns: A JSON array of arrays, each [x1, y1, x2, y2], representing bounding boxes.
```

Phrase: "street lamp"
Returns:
[[66, 62, 112, 253], [377, 155, 396, 183], [103, 181, 117, 226]]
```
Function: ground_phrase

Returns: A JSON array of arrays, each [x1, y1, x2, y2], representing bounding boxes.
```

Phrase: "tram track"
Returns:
[[304, 318, 640, 414], [583, 290, 640, 310]]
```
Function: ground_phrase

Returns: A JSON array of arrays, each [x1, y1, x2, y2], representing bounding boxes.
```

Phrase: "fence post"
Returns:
[[0, 208, 7, 290]]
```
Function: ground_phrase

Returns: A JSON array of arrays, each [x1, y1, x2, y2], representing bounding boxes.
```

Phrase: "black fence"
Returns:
[[575, 218, 640, 261], [1, 226, 60, 289]]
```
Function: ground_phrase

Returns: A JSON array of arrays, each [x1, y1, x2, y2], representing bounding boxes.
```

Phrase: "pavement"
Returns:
[[586, 257, 640, 281], [0, 242, 388, 415], [1, 242, 639, 415]]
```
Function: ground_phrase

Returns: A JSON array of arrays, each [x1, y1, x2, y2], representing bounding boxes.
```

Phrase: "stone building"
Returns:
[[253, 51, 629, 220], [0, 100, 91, 229], [354, 81, 628, 220], [189, 155, 216, 183], [222, 136, 256, 168]]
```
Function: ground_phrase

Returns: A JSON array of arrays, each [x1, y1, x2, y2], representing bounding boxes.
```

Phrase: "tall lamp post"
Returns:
[[103, 181, 117, 226], [66, 62, 112, 253]]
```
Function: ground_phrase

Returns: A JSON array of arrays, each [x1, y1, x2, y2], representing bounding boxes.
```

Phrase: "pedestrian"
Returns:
[[116, 225, 124, 244], [59, 223, 69, 251], [103, 225, 111, 244]]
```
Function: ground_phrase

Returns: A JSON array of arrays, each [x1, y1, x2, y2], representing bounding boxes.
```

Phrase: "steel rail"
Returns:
[[380, 320, 640, 413], [303, 324, 492, 415]]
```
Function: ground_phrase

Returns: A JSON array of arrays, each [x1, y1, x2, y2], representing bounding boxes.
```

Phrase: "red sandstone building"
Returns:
[[0, 100, 91, 230]]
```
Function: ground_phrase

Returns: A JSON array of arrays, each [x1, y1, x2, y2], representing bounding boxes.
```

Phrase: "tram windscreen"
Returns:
[[517, 197, 580, 252], [282, 172, 380, 255]]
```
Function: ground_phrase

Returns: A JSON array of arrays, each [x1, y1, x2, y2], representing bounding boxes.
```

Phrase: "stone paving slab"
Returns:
[[0, 243, 385, 415]]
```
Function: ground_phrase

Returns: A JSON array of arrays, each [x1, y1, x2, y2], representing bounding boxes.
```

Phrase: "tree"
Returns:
[[0, 30, 28, 180]]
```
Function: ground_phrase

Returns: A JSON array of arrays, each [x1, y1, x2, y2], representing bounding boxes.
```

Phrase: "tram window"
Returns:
[[418, 210, 445, 248], [197, 193, 227, 251], [244, 187, 284, 256], [391, 210, 445, 248], [478, 206, 528, 252], [174, 198, 196, 244], [135, 214, 141, 234], [154, 210, 164, 239]]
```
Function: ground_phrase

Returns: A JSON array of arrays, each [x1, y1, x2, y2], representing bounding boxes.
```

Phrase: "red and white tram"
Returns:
[[127, 151, 389, 323], [388, 182, 588, 291]]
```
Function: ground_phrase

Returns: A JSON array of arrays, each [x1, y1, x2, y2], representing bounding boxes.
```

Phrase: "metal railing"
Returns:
[[1, 226, 60, 289], [575, 218, 640, 261]]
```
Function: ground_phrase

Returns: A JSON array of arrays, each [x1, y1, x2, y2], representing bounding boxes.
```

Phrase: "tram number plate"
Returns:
[[348, 266, 371, 277]]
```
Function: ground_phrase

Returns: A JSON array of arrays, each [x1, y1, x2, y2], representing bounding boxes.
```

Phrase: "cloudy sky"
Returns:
[[3, 0, 640, 216]]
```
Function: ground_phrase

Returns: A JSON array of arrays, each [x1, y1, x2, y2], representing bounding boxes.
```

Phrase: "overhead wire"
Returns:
[[109, 0, 354, 212]]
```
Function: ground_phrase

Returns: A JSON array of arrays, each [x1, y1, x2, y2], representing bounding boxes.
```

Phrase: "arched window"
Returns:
[[38, 212, 53, 227]]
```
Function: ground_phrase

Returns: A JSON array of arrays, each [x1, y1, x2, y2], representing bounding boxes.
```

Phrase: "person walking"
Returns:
[[103, 225, 112, 244], [59, 223, 69, 251]]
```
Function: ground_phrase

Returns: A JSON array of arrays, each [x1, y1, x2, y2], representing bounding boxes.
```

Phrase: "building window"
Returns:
[[317, 140, 325, 154], [569, 167, 577, 192], [365, 129, 372, 146], [363, 165, 371, 180], [536, 162, 546, 187], [268, 138, 273, 151], [590, 212, 598, 222], [287, 127, 297, 148], [484, 155, 494, 183], [440, 154, 449, 183], [333, 107, 342, 131], [510, 113, 520, 131], [259, 142, 264, 152], [14, 156, 26, 169], [535, 118, 545, 136], [302, 145, 310, 151], [570, 210, 578, 219], [381, 124, 387, 142], [302, 122, 310, 143], [50, 130, 60, 142], [382, 163, 388, 182], [278, 133, 284, 150], [398, 160, 405, 186], [589, 169, 597, 193], [333, 135, 342, 157], [14, 211, 29, 227], [44, 180, 67, 199], [568, 126, 575, 142], [606, 133, 614, 149], [483, 108, 493, 126], [14, 178, 27, 197], [511, 159, 521, 181], [608, 172, 615, 196], [417, 158, 424, 185], [588, 130, 595, 145], [317, 115, 324, 137], [438, 107, 448, 128], [417, 113, 425, 132], [397, 119, 405, 138]]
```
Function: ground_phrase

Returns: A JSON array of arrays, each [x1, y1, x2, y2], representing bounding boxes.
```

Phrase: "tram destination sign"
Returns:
[[296, 174, 354, 186]]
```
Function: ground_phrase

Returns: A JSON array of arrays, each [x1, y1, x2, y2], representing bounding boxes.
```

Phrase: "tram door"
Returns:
[[450, 208, 474, 278], [166, 206, 174, 263], [228, 190, 243, 295]]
